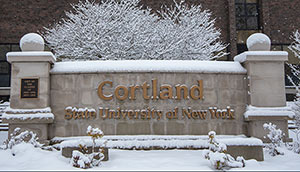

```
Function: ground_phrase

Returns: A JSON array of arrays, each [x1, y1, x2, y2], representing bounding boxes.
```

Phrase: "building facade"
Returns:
[[1, 0, 300, 101]]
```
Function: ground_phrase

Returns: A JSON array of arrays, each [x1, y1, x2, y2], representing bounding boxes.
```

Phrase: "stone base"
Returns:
[[4, 116, 53, 143], [62, 146, 109, 161], [245, 116, 292, 142], [227, 145, 263, 161]]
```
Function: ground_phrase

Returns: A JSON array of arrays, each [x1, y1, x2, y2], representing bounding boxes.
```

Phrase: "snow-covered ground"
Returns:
[[0, 131, 300, 171]]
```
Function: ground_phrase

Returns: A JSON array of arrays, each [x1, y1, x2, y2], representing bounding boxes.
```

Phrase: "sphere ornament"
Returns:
[[246, 33, 271, 51], [20, 33, 45, 51]]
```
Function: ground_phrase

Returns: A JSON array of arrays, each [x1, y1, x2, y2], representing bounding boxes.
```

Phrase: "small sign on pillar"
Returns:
[[20, 78, 39, 99]]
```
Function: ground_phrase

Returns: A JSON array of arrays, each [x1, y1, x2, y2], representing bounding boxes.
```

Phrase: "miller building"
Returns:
[[1, 0, 300, 101]]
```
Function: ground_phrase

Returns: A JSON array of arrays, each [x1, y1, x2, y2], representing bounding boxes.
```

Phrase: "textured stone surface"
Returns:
[[10, 62, 51, 109], [245, 57, 287, 107], [50, 72, 248, 137], [246, 116, 291, 142], [227, 145, 264, 161]]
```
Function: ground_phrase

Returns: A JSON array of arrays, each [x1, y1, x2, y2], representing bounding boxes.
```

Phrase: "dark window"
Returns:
[[235, 0, 260, 30], [0, 43, 19, 87]]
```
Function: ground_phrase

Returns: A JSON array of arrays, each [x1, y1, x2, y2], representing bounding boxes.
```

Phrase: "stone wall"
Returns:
[[49, 72, 248, 137]]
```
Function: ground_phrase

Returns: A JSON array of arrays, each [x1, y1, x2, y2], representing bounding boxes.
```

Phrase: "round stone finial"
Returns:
[[246, 33, 271, 51], [20, 33, 45, 51]]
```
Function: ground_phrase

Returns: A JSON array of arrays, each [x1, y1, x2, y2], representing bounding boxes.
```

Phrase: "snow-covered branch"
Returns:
[[42, 0, 227, 61]]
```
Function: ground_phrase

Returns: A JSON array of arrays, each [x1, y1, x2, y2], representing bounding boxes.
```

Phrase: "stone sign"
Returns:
[[3, 33, 294, 145]]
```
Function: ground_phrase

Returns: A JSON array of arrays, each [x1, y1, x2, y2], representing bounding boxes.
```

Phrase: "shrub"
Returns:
[[263, 123, 284, 156], [203, 131, 245, 170]]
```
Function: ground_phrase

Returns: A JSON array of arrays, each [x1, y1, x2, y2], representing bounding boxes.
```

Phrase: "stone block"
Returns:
[[227, 145, 264, 161], [12, 62, 50, 78], [152, 122, 165, 135], [166, 121, 185, 135], [117, 122, 151, 135], [246, 116, 290, 142]]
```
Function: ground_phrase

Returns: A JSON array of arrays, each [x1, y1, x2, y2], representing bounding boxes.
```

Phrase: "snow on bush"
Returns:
[[203, 131, 245, 170], [71, 126, 105, 169], [289, 95, 300, 153], [286, 30, 300, 154], [263, 123, 284, 156], [0, 128, 42, 152], [42, 0, 227, 61]]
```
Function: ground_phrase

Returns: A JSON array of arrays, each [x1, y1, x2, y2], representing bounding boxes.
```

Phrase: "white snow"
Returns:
[[3, 107, 54, 120], [6, 51, 55, 58], [246, 33, 271, 50], [52, 134, 248, 142], [5, 106, 51, 114], [244, 105, 295, 118], [2, 113, 54, 120], [0, 131, 299, 170], [58, 135, 262, 150], [234, 51, 288, 63], [50, 60, 247, 74], [0, 142, 300, 170]]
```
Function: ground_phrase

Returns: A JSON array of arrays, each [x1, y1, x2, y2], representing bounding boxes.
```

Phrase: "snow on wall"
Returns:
[[234, 51, 288, 63], [50, 60, 247, 74], [3, 106, 54, 120], [58, 135, 263, 149], [53, 135, 248, 142], [5, 107, 51, 114], [244, 105, 295, 118], [2, 113, 54, 120]]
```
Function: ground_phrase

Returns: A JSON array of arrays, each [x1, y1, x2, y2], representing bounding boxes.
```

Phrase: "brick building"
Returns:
[[1, 0, 300, 101]]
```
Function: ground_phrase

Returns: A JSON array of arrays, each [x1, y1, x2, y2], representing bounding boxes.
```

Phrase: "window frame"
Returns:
[[235, 0, 260, 31]]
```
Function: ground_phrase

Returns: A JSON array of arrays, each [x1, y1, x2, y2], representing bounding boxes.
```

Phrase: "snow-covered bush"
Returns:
[[203, 131, 245, 170], [42, 0, 227, 61], [1, 128, 42, 151], [286, 30, 300, 153], [71, 126, 105, 169], [263, 123, 284, 156]]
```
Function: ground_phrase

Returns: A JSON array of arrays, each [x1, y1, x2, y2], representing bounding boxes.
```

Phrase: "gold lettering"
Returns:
[[182, 108, 192, 119], [166, 111, 173, 119], [227, 107, 235, 119], [141, 110, 147, 119], [157, 110, 163, 120], [115, 85, 128, 101], [98, 81, 113, 100], [192, 111, 198, 119], [65, 108, 73, 120], [152, 79, 158, 100], [129, 85, 140, 100], [159, 84, 173, 100], [135, 110, 140, 119], [128, 110, 134, 119], [197, 111, 207, 120], [190, 80, 203, 100], [175, 84, 188, 100], [209, 107, 217, 119], [142, 82, 150, 100]]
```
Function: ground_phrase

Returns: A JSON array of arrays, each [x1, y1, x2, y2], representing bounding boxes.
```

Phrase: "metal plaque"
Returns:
[[21, 78, 39, 99]]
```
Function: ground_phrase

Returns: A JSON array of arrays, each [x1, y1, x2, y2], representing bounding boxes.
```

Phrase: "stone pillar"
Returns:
[[3, 33, 55, 144], [234, 33, 294, 142]]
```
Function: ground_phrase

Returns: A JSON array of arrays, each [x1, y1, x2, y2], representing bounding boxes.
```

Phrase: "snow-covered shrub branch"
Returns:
[[203, 131, 245, 170], [288, 30, 300, 153], [1, 128, 42, 150], [263, 123, 284, 156], [42, 0, 227, 61], [71, 126, 105, 169]]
